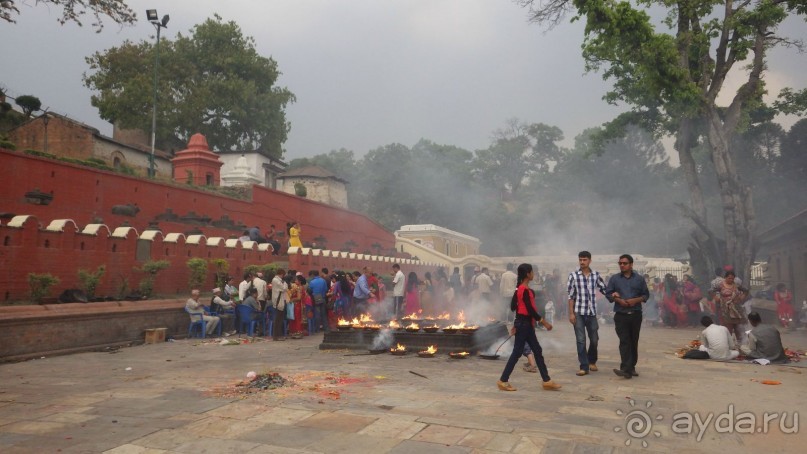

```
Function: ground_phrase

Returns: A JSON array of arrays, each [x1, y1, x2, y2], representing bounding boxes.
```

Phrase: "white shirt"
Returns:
[[476, 273, 493, 293], [699, 324, 737, 360], [238, 280, 251, 301], [271, 275, 288, 307], [253, 277, 268, 301], [392, 270, 405, 297], [213, 295, 235, 310], [500, 270, 518, 297]]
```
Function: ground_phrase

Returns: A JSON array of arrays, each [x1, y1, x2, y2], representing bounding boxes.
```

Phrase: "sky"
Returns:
[[1, 0, 805, 162]]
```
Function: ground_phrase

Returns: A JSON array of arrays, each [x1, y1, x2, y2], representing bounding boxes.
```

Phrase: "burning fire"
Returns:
[[457, 311, 465, 322], [425, 324, 440, 329], [422, 345, 437, 354], [405, 323, 420, 330], [359, 314, 374, 323], [454, 351, 470, 357], [350, 317, 363, 328], [437, 312, 451, 320], [388, 320, 400, 329], [391, 343, 406, 352], [337, 318, 350, 326], [401, 312, 419, 320], [445, 322, 467, 329]]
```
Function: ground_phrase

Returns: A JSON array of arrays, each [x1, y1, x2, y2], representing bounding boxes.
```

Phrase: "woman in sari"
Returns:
[[660, 274, 684, 327], [681, 275, 703, 327], [774, 283, 794, 328], [405, 272, 421, 314], [287, 275, 306, 337], [715, 271, 748, 342]]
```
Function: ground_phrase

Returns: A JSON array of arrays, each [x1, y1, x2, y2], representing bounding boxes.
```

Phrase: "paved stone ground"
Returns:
[[1, 325, 805, 453]]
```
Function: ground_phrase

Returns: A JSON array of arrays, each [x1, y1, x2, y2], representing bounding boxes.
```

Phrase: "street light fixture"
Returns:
[[147, 9, 169, 178]]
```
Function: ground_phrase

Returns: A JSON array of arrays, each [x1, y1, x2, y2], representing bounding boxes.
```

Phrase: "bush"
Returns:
[[28, 273, 60, 303], [77, 265, 106, 299], [210, 258, 229, 288], [187, 258, 208, 290], [137, 260, 170, 298]]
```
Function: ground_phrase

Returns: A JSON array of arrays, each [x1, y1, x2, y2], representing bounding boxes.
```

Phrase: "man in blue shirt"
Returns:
[[352, 267, 374, 315], [308, 270, 330, 333], [605, 254, 650, 379]]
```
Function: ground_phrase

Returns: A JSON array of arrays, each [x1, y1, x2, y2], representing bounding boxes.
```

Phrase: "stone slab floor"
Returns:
[[1, 325, 805, 453]]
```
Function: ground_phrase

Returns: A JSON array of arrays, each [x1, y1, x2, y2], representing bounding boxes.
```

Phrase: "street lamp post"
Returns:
[[146, 9, 169, 178]]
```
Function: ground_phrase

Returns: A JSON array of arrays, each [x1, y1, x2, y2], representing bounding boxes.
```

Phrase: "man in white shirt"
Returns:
[[391, 264, 405, 319], [698, 315, 739, 360], [238, 271, 253, 302], [475, 267, 494, 308], [253, 272, 268, 310], [499, 263, 518, 322], [270, 270, 289, 341], [186, 289, 220, 336]]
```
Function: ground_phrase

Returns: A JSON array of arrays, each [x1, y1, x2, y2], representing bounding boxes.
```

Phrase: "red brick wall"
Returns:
[[8, 116, 94, 160]]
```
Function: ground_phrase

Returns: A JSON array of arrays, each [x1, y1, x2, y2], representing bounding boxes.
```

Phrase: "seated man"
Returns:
[[241, 287, 264, 334], [211, 287, 237, 335], [741, 312, 788, 363], [698, 315, 739, 360], [186, 289, 220, 336]]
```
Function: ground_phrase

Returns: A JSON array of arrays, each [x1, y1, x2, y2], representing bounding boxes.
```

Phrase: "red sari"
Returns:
[[288, 283, 304, 335], [775, 290, 794, 327]]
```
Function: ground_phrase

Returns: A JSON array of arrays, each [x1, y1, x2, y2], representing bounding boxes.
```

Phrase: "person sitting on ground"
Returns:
[[211, 287, 237, 335], [741, 312, 789, 363], [186, 289, 220, 336], [697, 315, 739, 360]]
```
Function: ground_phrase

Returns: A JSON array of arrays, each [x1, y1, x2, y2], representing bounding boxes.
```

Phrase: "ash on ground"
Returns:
[[240, 372, 289, 391]]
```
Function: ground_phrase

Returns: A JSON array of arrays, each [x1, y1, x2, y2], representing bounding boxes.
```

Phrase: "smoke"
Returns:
[[371, 328, 394, 349]]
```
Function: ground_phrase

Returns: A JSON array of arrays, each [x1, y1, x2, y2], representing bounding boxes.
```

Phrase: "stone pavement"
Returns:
[[1, 325, 805, 453]]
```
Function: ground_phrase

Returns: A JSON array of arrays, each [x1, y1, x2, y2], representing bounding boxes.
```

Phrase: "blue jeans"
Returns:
[[500, 318, 550, 383], [574, 314, 599, 371]]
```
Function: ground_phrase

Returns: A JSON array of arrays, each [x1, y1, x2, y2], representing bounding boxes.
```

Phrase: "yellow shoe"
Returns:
[[497, 380, 517, 391], [589, 364, 598, 372], [542, 380, 562, 390], [576, 370, 588, 376]]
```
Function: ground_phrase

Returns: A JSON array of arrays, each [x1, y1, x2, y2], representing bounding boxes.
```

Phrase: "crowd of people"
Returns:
[[238, 221, 304, 256]]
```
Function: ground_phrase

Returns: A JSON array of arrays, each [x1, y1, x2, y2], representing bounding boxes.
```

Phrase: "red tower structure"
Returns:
[[171, 133, 223, 186]]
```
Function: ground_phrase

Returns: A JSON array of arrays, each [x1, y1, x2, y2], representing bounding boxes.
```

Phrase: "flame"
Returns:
[[426, 324, 440, 329], [457, 311, 465, 322], [365, 323, 381, 329], [391, 343, 406, 352], [402, 312, 419, 320], [337, 318, 350, 326], [453, 351, 470, 357], [388, 320, 400, 329], [424, 345, 437, 354], [423, 315, 435, 321], [359, 314, 373, 323], [406, 323, 420, 330], [350, 318, 360, 325], [437, 312, 451, 320]]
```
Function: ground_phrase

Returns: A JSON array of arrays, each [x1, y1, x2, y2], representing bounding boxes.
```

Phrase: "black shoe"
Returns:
[[629, 370, 639, 377], [613, 369, 632, 379]]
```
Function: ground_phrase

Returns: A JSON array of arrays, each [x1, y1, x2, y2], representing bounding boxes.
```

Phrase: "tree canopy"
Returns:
[[1, 0, 136, 31], [83, 15, 295, 157]]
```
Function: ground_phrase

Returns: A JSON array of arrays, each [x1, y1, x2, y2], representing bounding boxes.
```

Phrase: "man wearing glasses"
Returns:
[[605, 254, 650, 379]]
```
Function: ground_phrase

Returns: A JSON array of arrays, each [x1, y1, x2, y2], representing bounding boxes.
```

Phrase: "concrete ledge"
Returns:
[[0, 299, 190, 362]]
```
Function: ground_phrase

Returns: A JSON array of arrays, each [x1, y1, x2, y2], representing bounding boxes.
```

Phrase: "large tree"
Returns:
[[1, 0, 135, 31], [520, 0, 807, 281], [84, 15, 295, 157]]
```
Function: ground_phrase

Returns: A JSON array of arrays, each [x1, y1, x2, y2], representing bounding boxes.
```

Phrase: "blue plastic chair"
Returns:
[[185, 307, 221, 338], [236, 304, 265, 336]]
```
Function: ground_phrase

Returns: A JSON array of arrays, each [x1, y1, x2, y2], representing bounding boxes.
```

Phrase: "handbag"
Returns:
[[286, 301, 295, 320]]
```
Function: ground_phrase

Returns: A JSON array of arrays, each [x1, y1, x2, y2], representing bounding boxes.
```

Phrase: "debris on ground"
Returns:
[[586, 395, 604, 401], [205, 370, 375, 400], [242, 372, 288, 390]]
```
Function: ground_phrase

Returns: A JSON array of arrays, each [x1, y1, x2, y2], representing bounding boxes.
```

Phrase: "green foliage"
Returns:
[[115, 274, 129, 300], [210, 258, 230, 289], [117, 163, 136, 176], [83, 15, 295, 156], [187, 258, 209, 290], [23, 149, 115, 171], [137, 260, 170, 298], [0, 0, 136, 31], [0, 134, 16, 150], [293, 182, 307, 197], [14, 95, 42, 117], [244, 265, 262, 277], [77, 265, 106, 299], [28, 273, 60, 303]]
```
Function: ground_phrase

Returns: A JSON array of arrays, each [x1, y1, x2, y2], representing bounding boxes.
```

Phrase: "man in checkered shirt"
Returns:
[[567, 251, 607, 376]]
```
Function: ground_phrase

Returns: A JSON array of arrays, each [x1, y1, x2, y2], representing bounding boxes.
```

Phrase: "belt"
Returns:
[[616, 310, 642, 315]]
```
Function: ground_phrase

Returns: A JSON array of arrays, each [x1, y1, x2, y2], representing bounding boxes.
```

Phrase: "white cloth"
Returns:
[[699, 324, 739, 360], [392, 270, 405, 297], [213, 295, 235, 310], [499, 270, 518, 297]]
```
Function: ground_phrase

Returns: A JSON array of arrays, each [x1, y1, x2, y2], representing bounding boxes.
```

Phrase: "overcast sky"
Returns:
[[2, 0, 805, 161]]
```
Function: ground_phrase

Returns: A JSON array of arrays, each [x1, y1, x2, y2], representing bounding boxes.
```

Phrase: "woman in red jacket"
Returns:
[[497, 263, 562, 392]]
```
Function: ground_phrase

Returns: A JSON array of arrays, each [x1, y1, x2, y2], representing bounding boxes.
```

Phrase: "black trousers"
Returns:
[[614, 312, 642, 372]]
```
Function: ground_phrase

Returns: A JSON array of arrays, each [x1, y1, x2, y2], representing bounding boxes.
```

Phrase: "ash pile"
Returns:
[[241, 372, 288, 391]]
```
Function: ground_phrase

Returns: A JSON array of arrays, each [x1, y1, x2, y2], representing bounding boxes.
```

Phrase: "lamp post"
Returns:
[[146, 9, 169, 178], [41, 111, 50, 154]]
